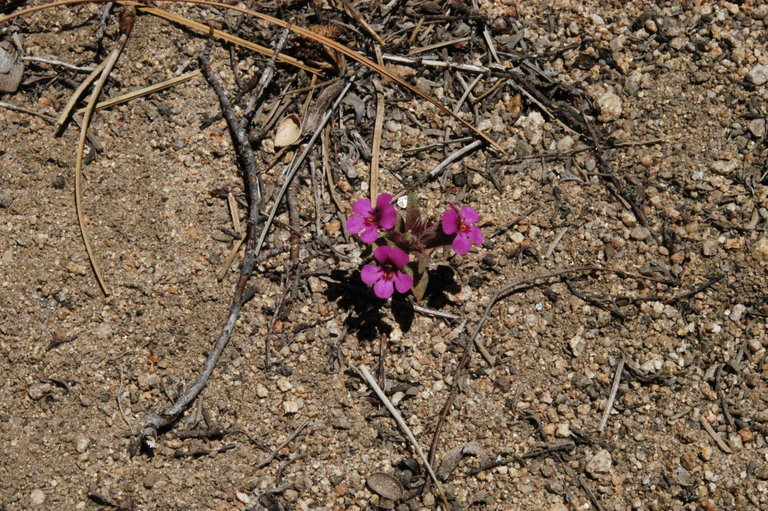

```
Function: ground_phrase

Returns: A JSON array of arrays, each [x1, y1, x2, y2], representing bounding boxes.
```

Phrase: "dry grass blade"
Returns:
[[54, 58, 108, 135], [76, 69, 201, 114], [1, 0, 503, 152], [369, 45, 384, 201], [135, 6, 320, 74], [75, 34, 129, 296]]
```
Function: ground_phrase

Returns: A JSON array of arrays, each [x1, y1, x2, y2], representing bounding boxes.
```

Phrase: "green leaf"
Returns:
[[412, 270, 429, 302], [405, 192, 420, 230]]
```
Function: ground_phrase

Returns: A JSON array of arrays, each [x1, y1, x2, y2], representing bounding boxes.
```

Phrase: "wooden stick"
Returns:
[[359, 365, 450, 509]]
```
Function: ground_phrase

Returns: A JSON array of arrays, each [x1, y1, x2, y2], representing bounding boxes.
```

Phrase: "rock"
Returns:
[[555, 423, 571, 438], [630, 226, 650, 241], [596, 91, 622, 122], [702, 239, 717, 257], [332, 416, 351, 430], [66, 261, 87, 275], [143, 472, 162, 489], [746, 64, 768, 86], [755, 464, 768, 480], [751, 238, 768, 264], [75, 437, 90, 453], [557, 136, 574, 152], [30, 489, 45, 506], [95, 322, 112, 339], [729, 304, 746, 322], [748, 339, 763, 353], [277, 377, 293, 392], [0, 192, 13, 209], [236, 491, 251, 504], [255, 384, 268, 398], [586, 449, 612, 477], [710, 160, 738, 174], [569, 335, 586, 357], [748, 119, 766, 139], [283, 400, 300, 414]]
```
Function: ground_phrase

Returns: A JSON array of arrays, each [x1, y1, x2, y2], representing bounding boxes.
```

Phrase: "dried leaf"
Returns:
[[436, 441, 484, 481], [0, 40, 23, 93]]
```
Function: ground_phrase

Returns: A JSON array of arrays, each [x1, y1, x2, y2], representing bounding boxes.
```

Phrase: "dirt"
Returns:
[[1, 1, 768, 510]]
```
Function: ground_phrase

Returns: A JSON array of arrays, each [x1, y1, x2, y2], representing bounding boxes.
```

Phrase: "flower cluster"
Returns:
[[346, 193, 483, 299]]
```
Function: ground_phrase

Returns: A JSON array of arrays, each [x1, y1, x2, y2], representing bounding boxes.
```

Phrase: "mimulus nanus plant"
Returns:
[[346, 193, 396, 243], [442, 204, 483, 255], [361, 246, 413, 299], [346, 192, 483, 301]]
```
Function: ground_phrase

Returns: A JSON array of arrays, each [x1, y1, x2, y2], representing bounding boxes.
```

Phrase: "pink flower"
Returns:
[[442, 204, 483, 255], [360, 246, 413, 299], [346, 193, 396, 243]]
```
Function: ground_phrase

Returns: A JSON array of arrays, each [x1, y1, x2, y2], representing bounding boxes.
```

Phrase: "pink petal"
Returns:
[[346, 214, 365, 234], [375, 193, 393, 210], [359, 226, 379, 243], [360, 264, 382, 285], [452, 234, 472, 255], [373, 278, 395, 299], [394, 271, 413, 293], [352, 198, 373, 216], [468, 225, 483, 246], [388, 247, 410, 268], [442, 209, 459, 235], [378, 203, 397, 230], [461, 206, 479, 223], [373, 245, 391, 264]]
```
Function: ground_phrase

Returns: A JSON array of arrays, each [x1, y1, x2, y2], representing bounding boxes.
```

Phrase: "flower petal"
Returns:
[[378, 203, 397, 230], [359, 226, 379, 243], [442, 208, 459, 235], [460, 206, 479, 223], [351, 198, 373, 216], [373, 278, 395, 299], [360, 264, 382, 285], [452, 233, 472, 255], [373, 245, 392, 264], [387, 246, 410, 268], [468, 225, 483, 246], [394, 271, 413, 293], [375, 193, 393, 210], [345, 214, 365, 234]]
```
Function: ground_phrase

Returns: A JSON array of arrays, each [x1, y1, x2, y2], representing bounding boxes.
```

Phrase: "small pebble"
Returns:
[[143, 472, 162, 489], [277, 377, 293, 392], [30, 489, 45, 506], [630, 226, 650, 241], [748, 119, 766, 139], [586, 449, 612, 477], [75, 437, 89, 453], [568, 336, 586, 357], [746, 64, 768, 86], [596, 91, 622, 122], [729, 304, 746, 322], [751, 238, 768, 264], [283, 400, 300, 414], [255, 384, 269, 398], [702, 239, 717, 257]]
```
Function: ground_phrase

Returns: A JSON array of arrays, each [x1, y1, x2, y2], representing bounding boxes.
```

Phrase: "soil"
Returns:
[[2, 1, 768, 510]]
